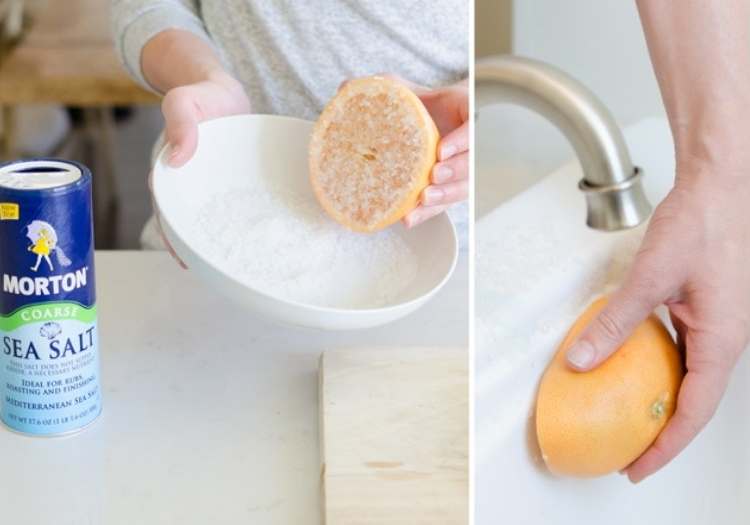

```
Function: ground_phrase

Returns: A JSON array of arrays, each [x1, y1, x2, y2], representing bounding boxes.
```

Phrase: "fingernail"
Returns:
[[566, 341, 596, 369], [422, 186, 445, 205], [628, 473, 643, 484], [440, 144, 457, 161], [433, 164, 453, 184]]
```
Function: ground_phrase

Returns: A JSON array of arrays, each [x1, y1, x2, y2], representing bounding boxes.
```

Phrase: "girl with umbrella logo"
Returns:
[[26, 220, 72, 272]]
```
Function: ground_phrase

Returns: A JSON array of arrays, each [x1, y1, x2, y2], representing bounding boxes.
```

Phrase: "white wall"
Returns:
[[514, 1, 663, 125], [476, 1, 664, 217]]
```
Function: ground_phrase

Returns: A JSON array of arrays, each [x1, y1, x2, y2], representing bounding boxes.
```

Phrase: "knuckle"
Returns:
[[593, 309, 625, 344], [628, 263, 669, 304], [449, 155, 469, 176], [631, 276, 661, 303]]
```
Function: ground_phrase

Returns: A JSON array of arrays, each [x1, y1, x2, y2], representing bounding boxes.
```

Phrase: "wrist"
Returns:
[[672, 108, 750, 187], [674, 156, 750, 200], [142, 29, 229, 93]]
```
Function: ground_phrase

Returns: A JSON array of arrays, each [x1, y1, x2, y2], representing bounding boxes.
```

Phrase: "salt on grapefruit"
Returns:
[[309, 76, 439, 233]]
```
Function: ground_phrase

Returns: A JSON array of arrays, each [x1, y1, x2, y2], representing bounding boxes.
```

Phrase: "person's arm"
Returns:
[[112, 1, 249, 166], [637, 0, 750, 171], [111, 0, 214, 90], [141, 30, 249, 165], [112, 1, 250, 268], [565, 0, 750, 482]]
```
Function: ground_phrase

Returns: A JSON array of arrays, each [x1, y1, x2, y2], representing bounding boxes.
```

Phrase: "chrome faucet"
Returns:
[[476, 55, 651, 231]]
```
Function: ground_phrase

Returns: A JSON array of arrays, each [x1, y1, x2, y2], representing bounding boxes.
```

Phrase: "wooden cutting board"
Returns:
[[319, 347, 468, 524]]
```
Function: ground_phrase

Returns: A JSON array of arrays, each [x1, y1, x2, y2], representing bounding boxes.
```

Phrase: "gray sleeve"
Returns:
[[111, 0, 217, 91]]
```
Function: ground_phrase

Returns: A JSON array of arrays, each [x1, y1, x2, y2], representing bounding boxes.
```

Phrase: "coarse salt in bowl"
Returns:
[[152, 114, 458, 330]]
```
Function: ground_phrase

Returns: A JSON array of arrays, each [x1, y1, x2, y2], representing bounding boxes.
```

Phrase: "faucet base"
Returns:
[[579, 167, 652, 231]]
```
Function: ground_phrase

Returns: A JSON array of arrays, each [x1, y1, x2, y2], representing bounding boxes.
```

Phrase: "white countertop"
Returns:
[[0, 250, 468, 525]]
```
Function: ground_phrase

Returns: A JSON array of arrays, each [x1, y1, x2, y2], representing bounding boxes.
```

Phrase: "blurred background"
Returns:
[[475, 0, 668, 217], [0, 0, 163, 248], [5, 1, 729, 244]]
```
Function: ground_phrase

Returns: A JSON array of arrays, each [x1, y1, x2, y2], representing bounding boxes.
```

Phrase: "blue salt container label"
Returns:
[[0, 159, 101, 436]]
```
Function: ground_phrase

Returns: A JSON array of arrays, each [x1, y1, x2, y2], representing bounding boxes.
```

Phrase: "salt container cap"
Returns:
[[0, 159, 83, 190]]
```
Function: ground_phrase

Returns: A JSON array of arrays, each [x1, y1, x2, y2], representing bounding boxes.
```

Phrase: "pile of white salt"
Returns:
[[193, 180, 418, 309]]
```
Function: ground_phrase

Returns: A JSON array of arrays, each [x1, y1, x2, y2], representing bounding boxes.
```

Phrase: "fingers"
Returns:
[[403, 204, 449, 228], [566, 289, 662, 371], [161, 89, 200, 168], [438, 120, 469, 161], [336, 73, 468, 228], [566, 256, 674, 371], [422, 180, 468, 207], [433, 151, 469, 184], [625, 361, 731, 483], [421, 150, 469, 206], [403, 123, 468, 227], [405, 116, 468, 226]]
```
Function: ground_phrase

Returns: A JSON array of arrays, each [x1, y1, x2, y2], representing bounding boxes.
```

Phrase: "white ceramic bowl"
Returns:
[[152, 114, 457, 330]]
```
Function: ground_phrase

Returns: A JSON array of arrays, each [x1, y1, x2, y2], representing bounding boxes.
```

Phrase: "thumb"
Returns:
[[566, 271, 670, 372], [162, 90, 200, 168]]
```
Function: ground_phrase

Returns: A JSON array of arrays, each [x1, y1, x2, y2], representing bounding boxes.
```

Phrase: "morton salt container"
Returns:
[[0, 159, 101, 436]]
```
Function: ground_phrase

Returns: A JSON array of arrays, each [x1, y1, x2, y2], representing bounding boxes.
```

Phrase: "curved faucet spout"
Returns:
[[476, 55, 652, 231]]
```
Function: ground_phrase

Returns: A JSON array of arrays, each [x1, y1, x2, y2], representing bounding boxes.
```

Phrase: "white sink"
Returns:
[[476, 118, 750, 524]]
